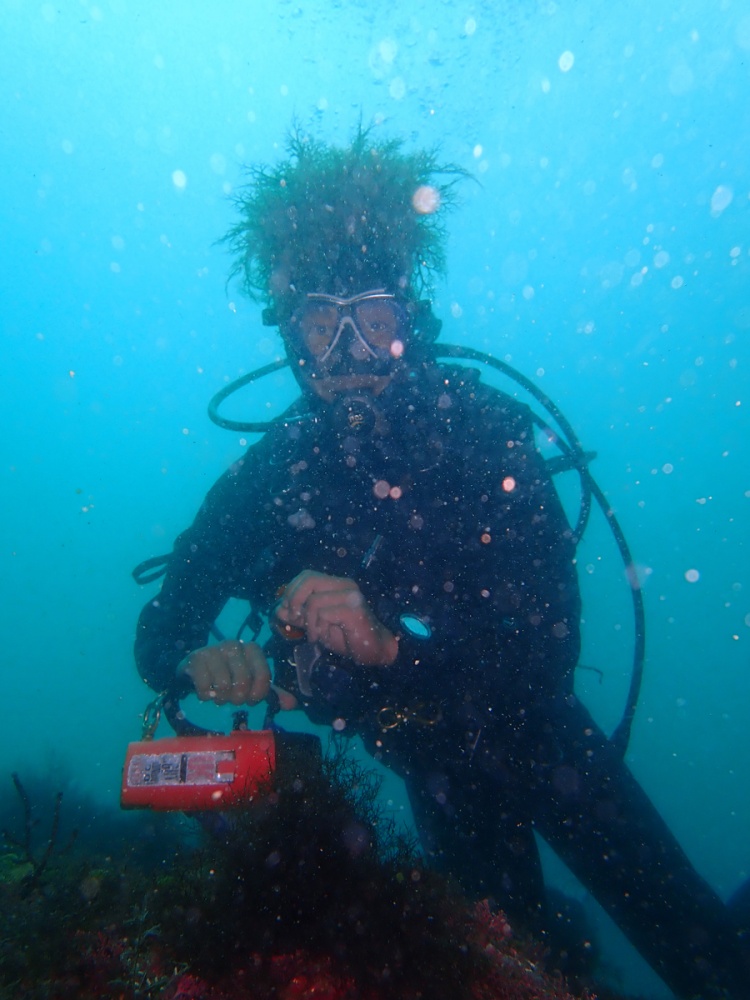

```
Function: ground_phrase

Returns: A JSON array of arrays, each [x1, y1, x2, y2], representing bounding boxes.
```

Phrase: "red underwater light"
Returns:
[[121, 730, 276, 811], [121, 692, 322, 813]]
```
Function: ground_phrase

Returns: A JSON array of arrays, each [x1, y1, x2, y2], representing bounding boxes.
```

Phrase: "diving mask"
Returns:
[[287, 290, 410, 376]]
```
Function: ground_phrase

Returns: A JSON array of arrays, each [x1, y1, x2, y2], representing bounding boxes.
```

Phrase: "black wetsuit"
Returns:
[[136, 361, 749, 999]]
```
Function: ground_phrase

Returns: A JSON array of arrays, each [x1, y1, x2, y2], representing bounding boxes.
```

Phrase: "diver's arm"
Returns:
[[134, 521, 237, 692], [136, 588, 228, 694], [134, 451, 272, 693]]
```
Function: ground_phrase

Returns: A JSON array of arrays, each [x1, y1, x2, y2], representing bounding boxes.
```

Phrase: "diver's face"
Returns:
[[285, 289, 410, 399]]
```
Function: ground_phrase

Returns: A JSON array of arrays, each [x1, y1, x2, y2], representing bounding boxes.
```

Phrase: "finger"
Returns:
[[277, 571, 323, 621], [241, 644, 271, 705], [299, 582, 362, 634], [278, 570, 321, 611], [321, 621, 352, 658], [182, 656, 213, 699], [303, 590, 366, 643], [271, 684, 299, 711], [280, 572, 354, 621], [182, 649, 229, 700], [206, 653, 237, 705], [223, 644, 256, 704], [213, 643, 263, 705]]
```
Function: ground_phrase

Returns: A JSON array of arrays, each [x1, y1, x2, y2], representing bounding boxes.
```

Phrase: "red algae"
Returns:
[[63, 901, 592, 1000]]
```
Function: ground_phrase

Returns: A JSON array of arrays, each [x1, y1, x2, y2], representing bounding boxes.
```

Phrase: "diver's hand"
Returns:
[[276, 571, 399, 667], [178, 640, 296, 709]]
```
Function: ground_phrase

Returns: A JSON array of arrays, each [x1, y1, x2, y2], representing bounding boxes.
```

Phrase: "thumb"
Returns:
[[271, 684, 299, 711]]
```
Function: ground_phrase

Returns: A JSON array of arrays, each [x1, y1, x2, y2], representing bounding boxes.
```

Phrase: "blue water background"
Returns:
[[2, 1, 749, 994]]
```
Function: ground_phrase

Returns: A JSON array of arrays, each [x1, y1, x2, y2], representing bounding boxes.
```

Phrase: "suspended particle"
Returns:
[[412, 185, 441, 214]]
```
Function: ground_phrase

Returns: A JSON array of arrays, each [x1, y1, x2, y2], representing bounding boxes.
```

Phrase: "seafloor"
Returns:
[[0, 754, 635, 1000]]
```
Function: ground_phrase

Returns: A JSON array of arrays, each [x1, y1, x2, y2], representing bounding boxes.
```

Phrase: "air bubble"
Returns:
[[710, 185, 733, 214]]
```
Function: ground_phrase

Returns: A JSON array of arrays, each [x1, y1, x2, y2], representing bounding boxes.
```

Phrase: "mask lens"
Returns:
[[299, 304, 340, 357], [354, 299, 405, 350]]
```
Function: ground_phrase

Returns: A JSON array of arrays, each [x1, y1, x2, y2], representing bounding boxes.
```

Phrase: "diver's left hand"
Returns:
[[275, 570, 399, 667]]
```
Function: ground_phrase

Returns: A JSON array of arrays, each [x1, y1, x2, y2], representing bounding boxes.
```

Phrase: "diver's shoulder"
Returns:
[[431, 360, 532, 426], [210, 401, 312, 494], [236, 398, 316, 458]]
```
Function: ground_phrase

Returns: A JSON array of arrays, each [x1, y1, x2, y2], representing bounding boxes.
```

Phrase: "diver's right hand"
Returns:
[[177, 640, 272, 706]]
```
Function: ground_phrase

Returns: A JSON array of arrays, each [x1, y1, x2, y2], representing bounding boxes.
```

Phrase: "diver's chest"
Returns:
[[267, 464, 485, 588]]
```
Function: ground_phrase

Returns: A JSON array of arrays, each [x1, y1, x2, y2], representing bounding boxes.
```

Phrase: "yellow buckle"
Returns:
[[377, 702, 441, 731]]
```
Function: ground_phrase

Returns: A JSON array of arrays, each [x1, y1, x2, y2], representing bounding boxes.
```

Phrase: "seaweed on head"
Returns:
[[220, 122, 468, 325]]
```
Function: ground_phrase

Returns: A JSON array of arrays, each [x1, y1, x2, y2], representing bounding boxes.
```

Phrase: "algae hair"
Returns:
[[220, 124, 467, 322]]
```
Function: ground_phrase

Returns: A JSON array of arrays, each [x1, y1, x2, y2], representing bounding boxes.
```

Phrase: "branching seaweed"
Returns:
[[150, 739, 478, 999], [1, 772, 76, 889]]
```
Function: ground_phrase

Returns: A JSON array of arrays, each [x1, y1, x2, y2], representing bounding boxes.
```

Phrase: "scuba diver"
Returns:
[[134, 129, 750, 998]]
